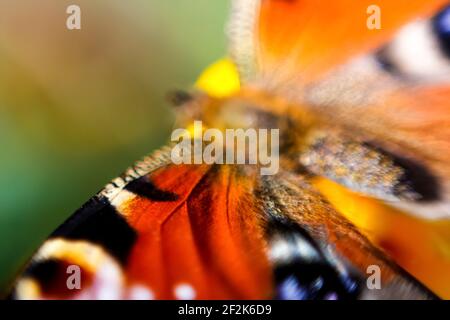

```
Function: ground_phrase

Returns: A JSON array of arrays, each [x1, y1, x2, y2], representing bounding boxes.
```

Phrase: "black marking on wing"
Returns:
[[433, 4, 450, 59], [23, 259, 62, 286], [50, 196, 137, 264], [125, 175, 179, 201], [392, 155, 441, 202], [375, 45, 401, 76], [364, 142, 441, 202], [17, 259, 85, 299], [267, 217, 361, 300]]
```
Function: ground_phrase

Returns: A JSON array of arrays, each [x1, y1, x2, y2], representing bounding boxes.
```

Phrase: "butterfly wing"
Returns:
[[258, 169, 437, 300], [227, 0, 450, 298], [12, 148, 273, 299], [229, 0, 450, 220], [230, 0, 448, 82], [11, 145, 435, 299]]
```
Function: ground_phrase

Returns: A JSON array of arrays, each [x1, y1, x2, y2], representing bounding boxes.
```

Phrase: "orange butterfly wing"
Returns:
[[241, 0, 448, 81], [230, 0, 450, 296], [12, 158, 273, 299], [121, 164, 272, 299], [12, 158, 437, 299], [231, 0, 450, 216]]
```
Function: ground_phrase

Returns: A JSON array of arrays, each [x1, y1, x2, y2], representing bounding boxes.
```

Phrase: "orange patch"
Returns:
[[121, 165, 272, 299], [258, 0, 448, 81]]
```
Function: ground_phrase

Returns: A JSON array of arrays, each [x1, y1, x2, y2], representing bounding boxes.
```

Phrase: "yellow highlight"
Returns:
[[186, 121, 207, 139], [313, 177, 450, 299], [195, 59, 241, 98]]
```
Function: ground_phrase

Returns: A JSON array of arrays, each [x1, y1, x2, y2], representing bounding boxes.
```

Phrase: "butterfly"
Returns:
[[10, 0, 450, 300]]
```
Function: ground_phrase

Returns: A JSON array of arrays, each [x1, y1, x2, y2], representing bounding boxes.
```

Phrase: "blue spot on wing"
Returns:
[[433, 5, 450, 57]]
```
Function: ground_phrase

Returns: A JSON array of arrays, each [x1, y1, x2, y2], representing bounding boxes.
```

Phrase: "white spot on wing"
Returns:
[[174, 283, 196, 300], [92, 263, 123, 300], [389, 20, 450, 81], [128, 285, 155, 300]]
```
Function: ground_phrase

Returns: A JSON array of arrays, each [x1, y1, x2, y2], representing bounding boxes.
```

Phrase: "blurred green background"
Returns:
[[0, 0, 228, 293]]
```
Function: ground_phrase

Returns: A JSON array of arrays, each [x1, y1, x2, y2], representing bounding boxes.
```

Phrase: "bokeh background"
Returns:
[[0, 0, 228, 293]]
